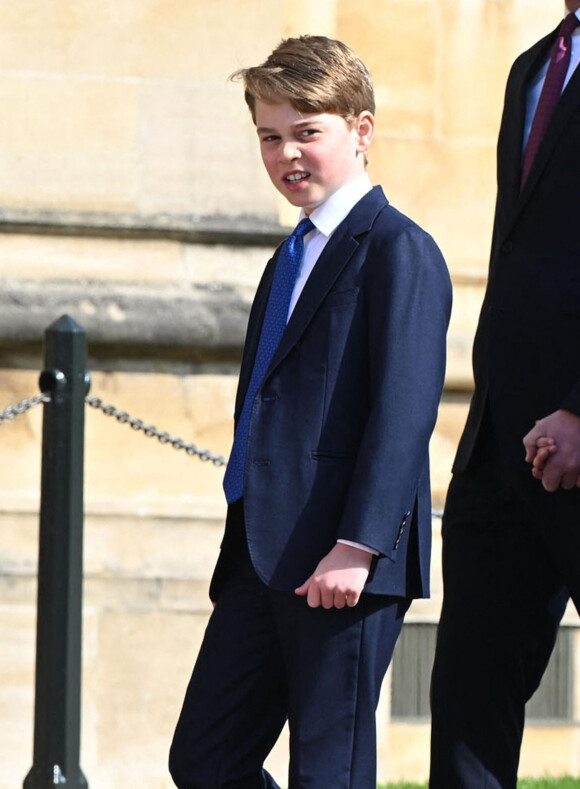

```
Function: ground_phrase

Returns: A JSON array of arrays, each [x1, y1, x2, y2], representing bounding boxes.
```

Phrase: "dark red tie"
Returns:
[[521, 12, 580, 187]]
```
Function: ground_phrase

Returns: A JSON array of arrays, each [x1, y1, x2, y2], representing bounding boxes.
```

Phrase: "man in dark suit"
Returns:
[[430, 4, 580, 787], [169, 35, 451, 789]]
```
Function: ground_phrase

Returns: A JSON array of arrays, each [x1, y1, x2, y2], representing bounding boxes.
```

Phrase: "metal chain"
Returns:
[[85, 396, 227, 466], [0, 391, 226, 466], [0, 392, 50, 425], [0, 395, 447, 517]]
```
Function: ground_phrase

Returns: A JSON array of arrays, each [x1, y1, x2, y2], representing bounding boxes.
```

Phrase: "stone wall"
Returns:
[[1, 1, 577, 787]]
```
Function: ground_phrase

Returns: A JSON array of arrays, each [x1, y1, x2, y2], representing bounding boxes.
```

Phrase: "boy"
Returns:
[[169, 35, 451, 789]]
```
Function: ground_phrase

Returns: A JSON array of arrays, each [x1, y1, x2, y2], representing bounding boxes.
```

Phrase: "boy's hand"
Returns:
[[294, 543, 372, 609], [527, 436, 557, 479], [524, 435, 556, 465], [523, 409, 580, 491]]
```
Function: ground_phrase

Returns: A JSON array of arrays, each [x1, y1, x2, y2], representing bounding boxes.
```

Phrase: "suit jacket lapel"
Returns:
[[521, 42, 580, 198], [269, 186, 388, 376], [235, 187, 388, 412], [499, 28, 557, 229], [499, 60, 533, 215], [233, 253, 278, 417], [508, 23, 580, 223]]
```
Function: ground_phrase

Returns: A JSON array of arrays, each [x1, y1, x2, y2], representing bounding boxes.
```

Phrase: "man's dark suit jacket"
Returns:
[[454, 22, 580, 483], [213, 186, 451, 600]]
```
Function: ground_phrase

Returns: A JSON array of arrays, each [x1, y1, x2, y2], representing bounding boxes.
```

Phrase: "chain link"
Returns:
[[0, 393, 50, 425], [0, 391, 226, 466], [85, 396, 227, 466], [0, 395, 447, 516]]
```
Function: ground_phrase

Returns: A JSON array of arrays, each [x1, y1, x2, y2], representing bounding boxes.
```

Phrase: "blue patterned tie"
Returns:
[[223, 217, 314, 503]]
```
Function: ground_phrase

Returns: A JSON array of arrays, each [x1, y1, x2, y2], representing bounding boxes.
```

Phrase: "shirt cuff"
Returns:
[[337, 539, 379, 556]]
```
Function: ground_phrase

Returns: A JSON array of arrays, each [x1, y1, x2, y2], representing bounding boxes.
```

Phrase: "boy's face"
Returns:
[[255, 99, 374, 214]]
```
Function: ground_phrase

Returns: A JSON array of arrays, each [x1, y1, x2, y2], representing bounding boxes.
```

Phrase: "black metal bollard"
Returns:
[[24, 316, 90, 789]]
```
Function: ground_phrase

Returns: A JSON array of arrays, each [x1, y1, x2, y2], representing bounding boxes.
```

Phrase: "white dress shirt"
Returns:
[[523, 9, 580, 153], [285, 173, 379, 556]]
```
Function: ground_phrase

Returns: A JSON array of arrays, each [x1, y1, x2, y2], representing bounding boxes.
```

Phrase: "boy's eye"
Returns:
[[300, 128, 321, 138], [260, 134, 280, 143]]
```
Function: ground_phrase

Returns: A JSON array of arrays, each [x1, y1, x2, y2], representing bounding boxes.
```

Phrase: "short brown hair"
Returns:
[[231, 35, 375, 124]]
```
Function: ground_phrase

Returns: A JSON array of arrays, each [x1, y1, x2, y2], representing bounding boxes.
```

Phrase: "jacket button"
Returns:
[[500, 240, 514, 254]]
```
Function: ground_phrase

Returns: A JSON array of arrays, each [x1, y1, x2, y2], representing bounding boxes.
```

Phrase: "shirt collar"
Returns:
[[298, 173, 373, 238]]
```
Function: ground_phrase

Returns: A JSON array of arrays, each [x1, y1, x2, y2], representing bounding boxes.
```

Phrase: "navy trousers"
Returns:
[[169, 502, 410, 789], [429, 426, 578, 789]]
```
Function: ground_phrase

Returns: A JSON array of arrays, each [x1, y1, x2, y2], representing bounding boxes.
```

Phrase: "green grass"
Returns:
[[378, 779, 580, 789]]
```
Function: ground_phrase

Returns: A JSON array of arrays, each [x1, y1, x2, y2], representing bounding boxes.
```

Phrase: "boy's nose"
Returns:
[[279, 141, 300, 162]]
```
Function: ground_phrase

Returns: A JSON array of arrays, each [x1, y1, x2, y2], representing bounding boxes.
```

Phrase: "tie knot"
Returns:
[[560, 12, 579, 39], [292, 217, 315, 239]]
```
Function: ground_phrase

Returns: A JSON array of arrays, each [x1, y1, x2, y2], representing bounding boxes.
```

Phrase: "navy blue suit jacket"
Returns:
[[215, 186, 451, 599]]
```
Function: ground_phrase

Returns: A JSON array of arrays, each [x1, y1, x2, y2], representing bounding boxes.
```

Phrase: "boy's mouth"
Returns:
[[285, 172, 309, 184]]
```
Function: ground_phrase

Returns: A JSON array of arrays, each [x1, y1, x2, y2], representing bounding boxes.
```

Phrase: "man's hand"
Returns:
[[523, 409, 580, 491], [294, 542, 373, 609]]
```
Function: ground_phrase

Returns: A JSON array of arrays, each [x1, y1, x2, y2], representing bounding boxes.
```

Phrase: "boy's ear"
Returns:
[[354, 111, 374, 154]]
